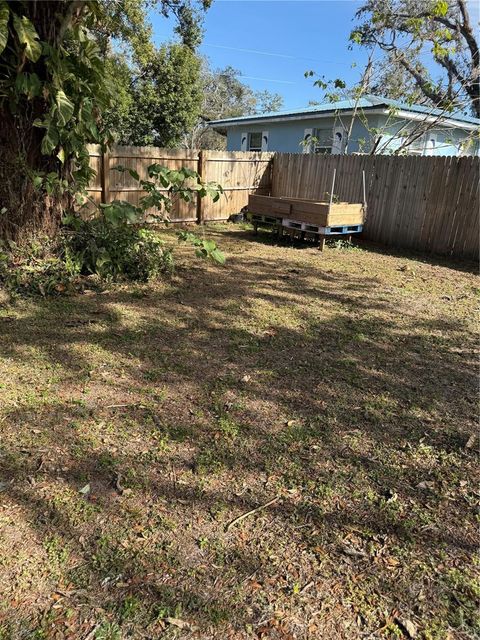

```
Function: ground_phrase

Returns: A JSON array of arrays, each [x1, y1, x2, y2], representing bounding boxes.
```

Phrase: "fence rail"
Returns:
[[87, 146, 479, 260]]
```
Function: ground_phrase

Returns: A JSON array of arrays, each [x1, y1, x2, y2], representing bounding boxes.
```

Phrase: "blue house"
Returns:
[[209, 95, 479, 157]]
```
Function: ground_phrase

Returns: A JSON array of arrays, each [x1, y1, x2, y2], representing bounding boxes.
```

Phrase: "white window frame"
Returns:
[[303, 128, 313, 153], [261, 130, 269, 152], [424, 133, 437, 156], [241, 132, 248, 151], [332, 125, 346, 154]]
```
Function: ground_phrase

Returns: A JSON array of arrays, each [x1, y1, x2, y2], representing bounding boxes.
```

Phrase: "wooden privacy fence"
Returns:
[[272, 153, 479, 260], [86, 145, 273, 223], [87, 146, 479, 260]]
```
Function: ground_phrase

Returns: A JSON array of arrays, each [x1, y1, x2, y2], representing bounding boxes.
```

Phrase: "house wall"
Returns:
[[225, 114, 478, 156], [226, 116, 374, 154], [374, 115, 478, 156]]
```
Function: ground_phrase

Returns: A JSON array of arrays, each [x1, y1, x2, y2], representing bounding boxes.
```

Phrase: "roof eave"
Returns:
[[395, 109, 478, 131], [209, 106, 479, 130], [208, 106, 386, 128]]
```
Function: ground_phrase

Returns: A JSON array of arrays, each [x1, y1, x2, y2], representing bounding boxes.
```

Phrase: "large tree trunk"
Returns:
[[0, 1, 80, 243], [0, 109, 69, 242]]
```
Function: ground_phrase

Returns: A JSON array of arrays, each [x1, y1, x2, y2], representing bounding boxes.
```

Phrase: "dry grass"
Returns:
[[0, 224, 478, 640]]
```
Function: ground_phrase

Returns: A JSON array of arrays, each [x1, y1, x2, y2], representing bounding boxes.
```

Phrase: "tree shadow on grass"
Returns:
[[213, 223, 479, 275], [0, 239, 478, 637]]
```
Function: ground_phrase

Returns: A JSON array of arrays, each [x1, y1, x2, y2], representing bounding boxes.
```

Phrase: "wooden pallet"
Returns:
[[281, 219, 363, 236], [248, 213, 280, 226]]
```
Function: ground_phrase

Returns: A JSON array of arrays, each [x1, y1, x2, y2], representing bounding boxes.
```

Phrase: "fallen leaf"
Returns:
[[241, 374, 251, 383], [416, 480, 435, 490], [465, 434, 476, 449], [165, 617, 192, 630], [384, 556, 400, 567], [395, 617, 417, 638], [249, 580, 262, 591], [79, 483, 91, 496], [341, 545, 367, 558]]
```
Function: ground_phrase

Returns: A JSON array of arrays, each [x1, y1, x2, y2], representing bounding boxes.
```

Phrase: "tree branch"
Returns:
[[455, 0, 479, 67], [396, 55, 448, 107]]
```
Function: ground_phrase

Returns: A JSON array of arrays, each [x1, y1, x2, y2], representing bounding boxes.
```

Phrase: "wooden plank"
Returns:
[[462, 169, 480, 259], [451, 158, 479, 258], [436, 157, 468, 255], [419, 156, 447, 250], [394, 155, 420, 248], [427, 157, 454, 252], [327, 204, 364, 226], [101, 150, 110, 204], [197, 149, 205, 223], [409, 156, 438, 252]]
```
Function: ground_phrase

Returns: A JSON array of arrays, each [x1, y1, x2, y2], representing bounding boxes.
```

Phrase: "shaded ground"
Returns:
[[0, 224, 478, 640]]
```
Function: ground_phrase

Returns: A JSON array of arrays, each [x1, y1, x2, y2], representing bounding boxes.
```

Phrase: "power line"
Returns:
[[237, 74, 297, 85], [202, 42, 353, 66]]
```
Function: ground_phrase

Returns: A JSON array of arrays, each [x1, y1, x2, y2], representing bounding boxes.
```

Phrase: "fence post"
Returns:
[[196, 150, 205, 224], [101, 149, 110, 205], [269, 153, 275, 196]]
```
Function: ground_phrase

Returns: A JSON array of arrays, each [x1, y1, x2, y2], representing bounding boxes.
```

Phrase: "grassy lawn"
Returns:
[[0, 224, 478, 640]]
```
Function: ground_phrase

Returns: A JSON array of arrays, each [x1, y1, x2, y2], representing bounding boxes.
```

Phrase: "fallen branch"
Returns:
[[105, 404, 132, 409], [225, 496, 280, 532]]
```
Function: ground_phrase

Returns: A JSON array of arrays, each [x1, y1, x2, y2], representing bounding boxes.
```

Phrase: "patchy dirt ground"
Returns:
[[0, 224, 478, 640]]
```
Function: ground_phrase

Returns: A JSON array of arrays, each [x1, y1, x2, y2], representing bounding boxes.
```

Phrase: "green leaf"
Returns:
[[349, 30, 362, 45], [32, 175, 43, 189], [0, 1, 9, 56], [203, 239, 216, 253], [57, 147, 65, 164], [209, 248, 225, 265], [432, 0, 448, 16], [55, 90, 74, 126], [12, 13, 41, 62], [41, 125, 59, 155], [15, 72, 41, 98]]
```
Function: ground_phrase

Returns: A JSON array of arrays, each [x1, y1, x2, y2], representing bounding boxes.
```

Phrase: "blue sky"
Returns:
[[151, 0, 371, 110], [150, 0, 480, 112]]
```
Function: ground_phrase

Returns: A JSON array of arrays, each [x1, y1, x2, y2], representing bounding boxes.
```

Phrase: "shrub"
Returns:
[[63, 214, 174, 281], [0, 162, 224, 296]]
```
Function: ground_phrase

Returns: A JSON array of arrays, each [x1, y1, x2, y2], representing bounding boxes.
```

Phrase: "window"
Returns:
[[313, 128, 333, 154], [399, 132, 437, 156], [409, 134, 426, 155], [248, 132, 262, 151]]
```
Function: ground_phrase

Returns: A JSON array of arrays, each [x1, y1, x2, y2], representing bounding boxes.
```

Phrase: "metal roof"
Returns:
[[209, 94, 480, 127]]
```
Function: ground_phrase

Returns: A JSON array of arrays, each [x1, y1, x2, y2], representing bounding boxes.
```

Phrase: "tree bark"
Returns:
[[0, 1, 80, 242], [0, 109, 68, 242]]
